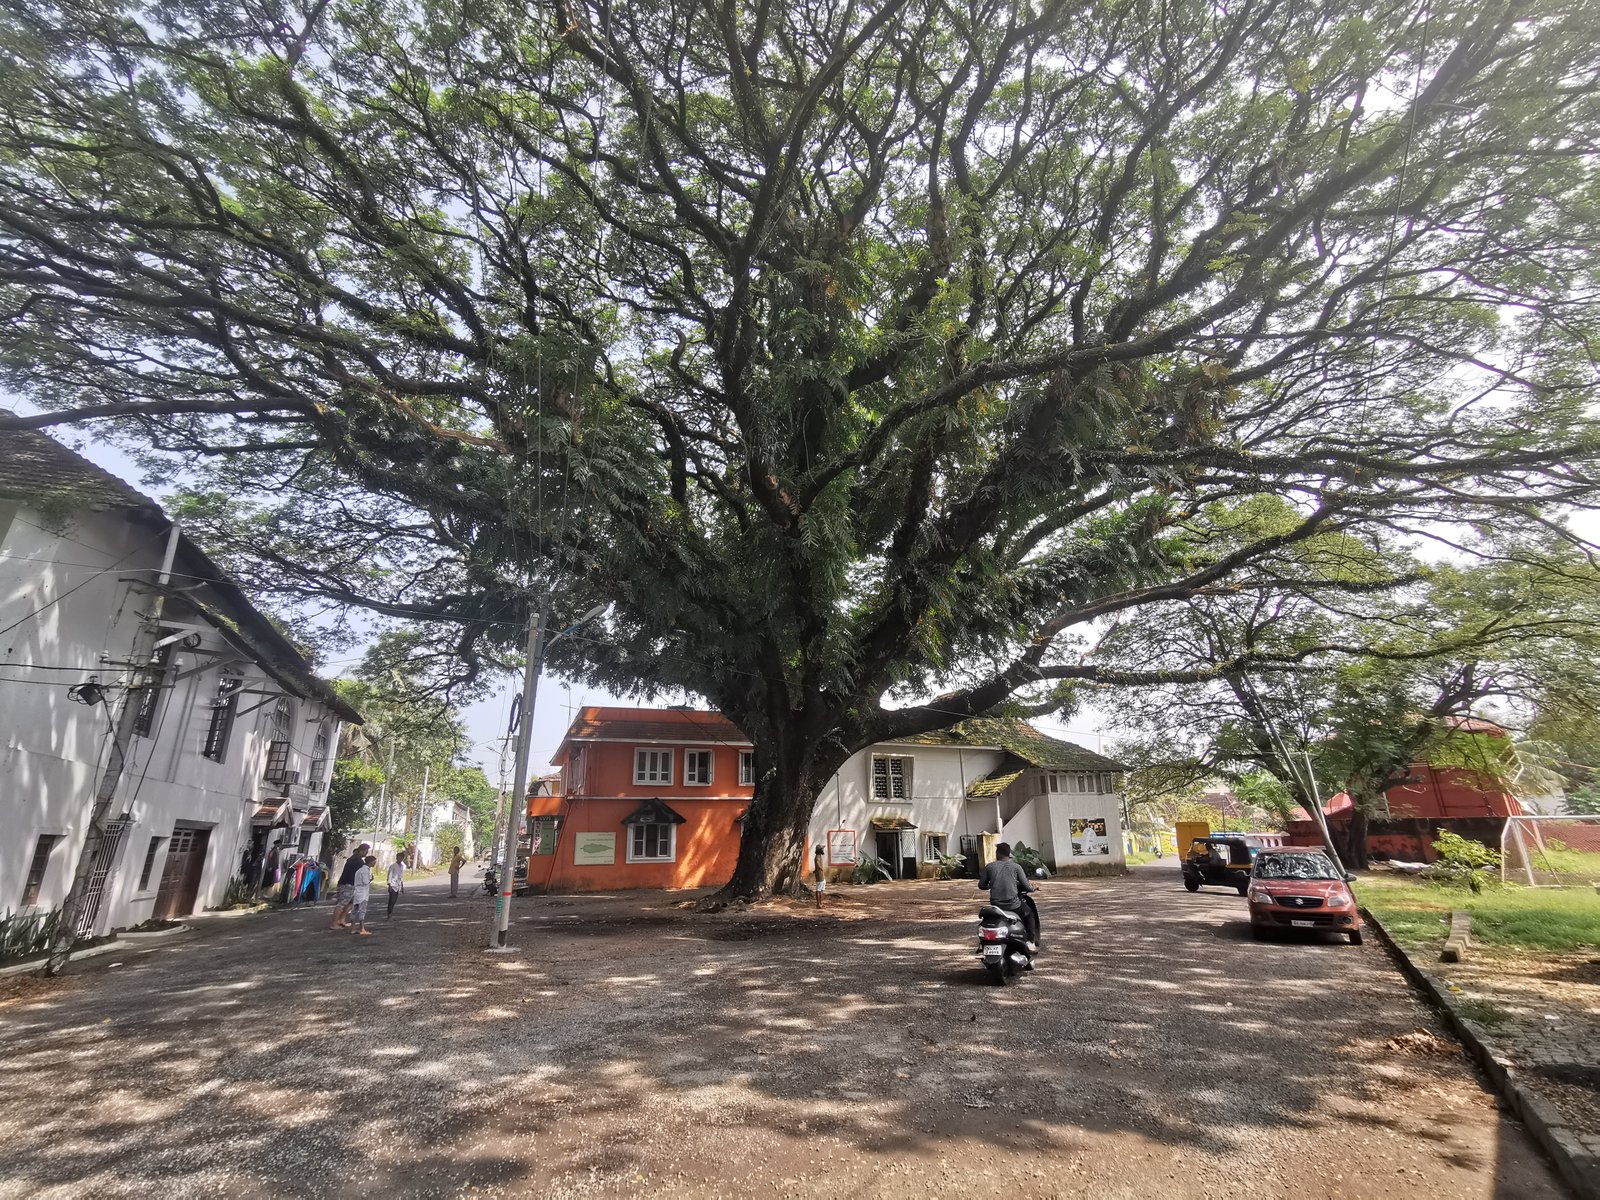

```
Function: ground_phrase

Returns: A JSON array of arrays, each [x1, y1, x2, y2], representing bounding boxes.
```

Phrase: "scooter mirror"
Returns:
[[1034, 867, 1047, 878]]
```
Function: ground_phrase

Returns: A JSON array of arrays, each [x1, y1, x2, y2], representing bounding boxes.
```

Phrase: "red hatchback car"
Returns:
[[1247, 849, 1364, 945]]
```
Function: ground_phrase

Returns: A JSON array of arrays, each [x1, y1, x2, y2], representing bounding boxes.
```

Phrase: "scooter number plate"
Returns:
[[982, 945, 1003, 959]]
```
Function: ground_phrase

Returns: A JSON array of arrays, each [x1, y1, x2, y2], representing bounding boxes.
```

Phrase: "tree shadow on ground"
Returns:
[[0, 874, 1563, 1197]]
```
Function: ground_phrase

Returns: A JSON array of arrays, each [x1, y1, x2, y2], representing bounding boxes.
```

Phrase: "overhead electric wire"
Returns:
[[0, 524, 173, 640]]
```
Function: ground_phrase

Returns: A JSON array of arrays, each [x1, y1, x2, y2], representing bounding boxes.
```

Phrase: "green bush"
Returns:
[[0, 908, 60, 963], [218, 876, 262, 909], [1011, 841, 1051, 877], [1428, 829, 1500, 893], [852, 854, 893, 884], [931, 849, 967, 880], [434, 824, 465, 863]]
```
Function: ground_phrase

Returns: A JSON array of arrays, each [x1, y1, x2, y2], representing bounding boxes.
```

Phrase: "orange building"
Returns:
[[525, 707, 754, 892]]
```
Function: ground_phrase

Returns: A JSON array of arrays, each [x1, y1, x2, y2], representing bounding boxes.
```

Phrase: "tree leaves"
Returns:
[[0, 0, 1596, 776]]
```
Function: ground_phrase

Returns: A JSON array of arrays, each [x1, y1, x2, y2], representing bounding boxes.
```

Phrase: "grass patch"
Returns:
[[1453, 998, 1513, 1028], [1356, 872, 1600, 954], [1510, 844, 1600, 882]]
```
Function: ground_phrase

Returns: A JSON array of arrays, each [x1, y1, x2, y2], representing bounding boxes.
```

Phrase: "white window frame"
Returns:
[[739, 751, 755, 786], [1098, 772, 1115, 794], [568, 746, 587, 793], [683, 749, 714, 787], [627, 822, 677, 862], [922, 833, 949, 862], [634, 748, 673, 786], [871, 755, 910, 801]]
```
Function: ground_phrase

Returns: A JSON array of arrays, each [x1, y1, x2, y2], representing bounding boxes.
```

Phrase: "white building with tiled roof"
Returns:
[[808, 717, 1130, 878], [0, 423, 360, 936]]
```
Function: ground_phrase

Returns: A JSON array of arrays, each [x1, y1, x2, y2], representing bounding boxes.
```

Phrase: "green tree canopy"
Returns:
[[333, 637, 503, 847], [1, 0, 1597, 894]]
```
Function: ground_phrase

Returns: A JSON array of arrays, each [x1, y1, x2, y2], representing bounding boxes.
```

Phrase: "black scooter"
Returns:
[[481, 865, 498, 896], [976, 892, 1040, 985]]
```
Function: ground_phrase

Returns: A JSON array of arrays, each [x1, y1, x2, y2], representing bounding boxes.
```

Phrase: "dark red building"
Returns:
[[1286, 720, 1529, 861]]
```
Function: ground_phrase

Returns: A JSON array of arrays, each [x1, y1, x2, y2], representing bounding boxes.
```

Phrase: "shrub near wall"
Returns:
[[0, 908, 60, 965]]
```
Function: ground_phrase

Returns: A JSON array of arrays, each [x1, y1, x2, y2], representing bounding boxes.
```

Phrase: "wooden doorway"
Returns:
[[153, 827, 210, 920]]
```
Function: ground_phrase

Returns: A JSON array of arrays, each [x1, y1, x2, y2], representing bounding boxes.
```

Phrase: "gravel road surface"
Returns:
[[0, 864, 1567, 1198]]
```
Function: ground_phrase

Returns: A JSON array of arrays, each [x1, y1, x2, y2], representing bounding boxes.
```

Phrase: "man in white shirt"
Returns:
[[386, 851, 407, 918], [350, 855, 375, 936]]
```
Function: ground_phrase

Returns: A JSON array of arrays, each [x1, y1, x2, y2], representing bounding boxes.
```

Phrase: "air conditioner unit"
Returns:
[[282, 769, 301, 786], [309, 777, 326, 792]]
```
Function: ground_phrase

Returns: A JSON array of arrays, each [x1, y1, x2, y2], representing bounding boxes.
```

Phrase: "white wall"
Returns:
[[806, 742, 1007, 872], [994, 771, 1126, 870], [0, 505, 343, 931]]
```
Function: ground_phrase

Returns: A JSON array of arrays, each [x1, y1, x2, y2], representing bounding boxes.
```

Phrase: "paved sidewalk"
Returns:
[[1432, 949, 1600, 1190], [0, 866, 1570, 1197]]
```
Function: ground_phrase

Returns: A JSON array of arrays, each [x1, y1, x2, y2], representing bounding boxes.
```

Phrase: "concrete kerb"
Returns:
[[1362, 906, 1600, 1200], [0, 939, 130, 978], [119, 924, 192, 942], [1441, 910, 1473, 963]]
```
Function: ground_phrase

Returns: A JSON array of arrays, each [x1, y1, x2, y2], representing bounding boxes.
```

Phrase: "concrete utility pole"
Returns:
[[489, 606, 549, 950], [47, 523, 181, 975], [488, 602, 604, 951], [375, 733, 397, 834], [417, 763, 431, 865]]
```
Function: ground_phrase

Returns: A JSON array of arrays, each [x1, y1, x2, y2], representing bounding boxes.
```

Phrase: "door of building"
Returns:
[[957, 835, 982, 878], [73, 818, 131, 937], [876, 832, 915, 876], [153, 827, 210, 920]]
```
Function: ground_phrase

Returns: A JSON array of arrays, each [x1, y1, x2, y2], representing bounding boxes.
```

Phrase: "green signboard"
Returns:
[[574, 832, 616, 866]]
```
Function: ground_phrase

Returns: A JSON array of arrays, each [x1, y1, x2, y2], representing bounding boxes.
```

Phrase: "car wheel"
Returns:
[[1349, 929, 1364, 946], [1183, 878, 1200, 893], [1251, 924, 1267, 941]]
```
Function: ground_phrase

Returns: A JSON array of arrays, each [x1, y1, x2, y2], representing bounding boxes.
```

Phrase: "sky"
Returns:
[[30, 420, 1111, 786]]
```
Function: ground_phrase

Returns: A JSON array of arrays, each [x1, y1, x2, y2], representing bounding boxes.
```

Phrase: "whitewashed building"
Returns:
[[808, 717, 1129, 878], [0, 425, 360, 933]]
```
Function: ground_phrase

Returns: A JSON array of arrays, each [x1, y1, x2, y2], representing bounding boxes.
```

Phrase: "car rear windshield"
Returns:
[[1254, 853, 1341, 880]]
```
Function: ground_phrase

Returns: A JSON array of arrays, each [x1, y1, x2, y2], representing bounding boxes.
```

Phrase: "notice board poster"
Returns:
[[1070, 817, 1110, 857], [573, 832, 616, 866], [827, 829, 857, 865]]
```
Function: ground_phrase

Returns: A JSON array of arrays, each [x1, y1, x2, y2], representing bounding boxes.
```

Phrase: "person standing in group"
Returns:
[[350, 855, 377, 937], [448, 846, 466, 898], [386, 850, 407, 918], [328, 842, 371, 930]]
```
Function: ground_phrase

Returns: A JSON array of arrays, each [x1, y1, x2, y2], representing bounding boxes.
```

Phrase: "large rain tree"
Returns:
[[2, 0, 1597, 896]]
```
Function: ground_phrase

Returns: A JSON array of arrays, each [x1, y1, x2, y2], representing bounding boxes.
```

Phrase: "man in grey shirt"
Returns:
[[977, 842, 1040, 949]]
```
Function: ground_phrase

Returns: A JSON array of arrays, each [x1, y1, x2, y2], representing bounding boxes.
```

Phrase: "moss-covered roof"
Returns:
[[966, 769, 1025, 798], [898, 716, 1128, 772]]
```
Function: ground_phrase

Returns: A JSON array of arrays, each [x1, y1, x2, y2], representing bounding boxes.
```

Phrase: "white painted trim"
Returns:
[[633, 747, 675, 786], [624, 822, 677, 863], [682, 749, 714, 787], [874, 740, 1003, 751], [869, 753, 913, 804], [571, 736, 753, 748], [571, 794, 749, 801]]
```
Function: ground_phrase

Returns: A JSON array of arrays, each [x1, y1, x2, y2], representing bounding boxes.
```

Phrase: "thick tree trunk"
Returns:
[[710, 717, 850, 904], [1345, 803, 1371, 870], [719, 773, 820, 901]]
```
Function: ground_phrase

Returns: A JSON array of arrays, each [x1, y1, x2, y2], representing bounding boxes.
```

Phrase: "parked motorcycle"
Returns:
[[481, 865, 498, 896]]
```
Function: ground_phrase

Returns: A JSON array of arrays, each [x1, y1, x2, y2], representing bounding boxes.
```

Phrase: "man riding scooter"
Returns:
[[977, 842, 1040, 953]]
